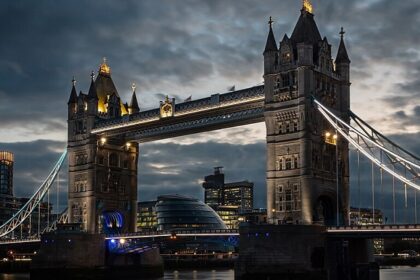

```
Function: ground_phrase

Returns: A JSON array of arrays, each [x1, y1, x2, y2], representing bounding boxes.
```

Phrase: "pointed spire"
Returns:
[[302, 0, 313, 14], [264, 16, 278, 54], [336, 27, 351, 64], [88, 71, 98, 100], [291, 4, 321, 46], [99, 57, 111, 76], [68, 76, 78, 104], [129, 83, 140, 114]]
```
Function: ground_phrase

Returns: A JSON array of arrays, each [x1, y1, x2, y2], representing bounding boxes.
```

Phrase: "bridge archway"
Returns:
[[314, 195, 335, 226]]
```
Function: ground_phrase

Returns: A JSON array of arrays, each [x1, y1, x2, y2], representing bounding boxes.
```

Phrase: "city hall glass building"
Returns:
[[155, 195, 227, 231]]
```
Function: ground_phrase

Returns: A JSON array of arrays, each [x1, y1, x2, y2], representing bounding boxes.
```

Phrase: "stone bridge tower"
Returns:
[[67, 61, 139, 233], [264, 3, 351, 226]]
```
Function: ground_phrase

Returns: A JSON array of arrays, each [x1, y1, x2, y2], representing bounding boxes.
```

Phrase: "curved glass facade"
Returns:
[[156, 195, 227, 231]]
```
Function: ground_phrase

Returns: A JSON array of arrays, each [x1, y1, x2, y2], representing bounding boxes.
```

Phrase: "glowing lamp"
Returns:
[[119, 238, 126, 244]]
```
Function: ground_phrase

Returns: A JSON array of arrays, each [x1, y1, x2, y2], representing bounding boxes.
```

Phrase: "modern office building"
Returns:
[[203, 167, 254, 210], [0, 151, 14, 196], [137, 201, 158, 231], [202, 167, 254, 229], [155, 195, 227, 231]]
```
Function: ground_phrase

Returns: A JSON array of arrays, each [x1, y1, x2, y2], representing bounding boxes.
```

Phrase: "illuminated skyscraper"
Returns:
[[0, 151, 14, 196], [202, 167, 254, 229]]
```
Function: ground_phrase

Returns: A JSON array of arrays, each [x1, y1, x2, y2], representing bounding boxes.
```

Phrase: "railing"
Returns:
[[328, 224, 420, 232], [106, 229, 239, 240]]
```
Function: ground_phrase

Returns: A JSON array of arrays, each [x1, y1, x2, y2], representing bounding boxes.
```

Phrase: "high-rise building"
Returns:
[[202, 167, 254, 229], [137, 201, 158, 231], [203, 167, 254, 211], [202, 167, 225, 207], [0, 151, 14, 196], [0, 151, 52, 238]]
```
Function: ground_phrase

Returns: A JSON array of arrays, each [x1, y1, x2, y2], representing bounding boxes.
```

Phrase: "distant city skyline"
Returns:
[[0, 0, 419, 222]]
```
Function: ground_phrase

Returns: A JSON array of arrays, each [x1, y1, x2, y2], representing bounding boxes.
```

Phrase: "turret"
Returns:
[[68, 77, 78, 119], [335, 27, 351, 82], [87, 71, 98, 116], [263, 17, 278, 75], [291, 2, 321, 66], [128, 83, 140, 114]]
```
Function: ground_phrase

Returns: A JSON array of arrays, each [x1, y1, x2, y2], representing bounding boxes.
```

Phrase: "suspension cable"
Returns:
[[415, 190, 418, 224], [314, 99, 420, 170], [336, 120, 340, 227], [47, 190, 50, 229], [380, 150, 384, 215], [392, 165, 396, 224], [372, 161, 375, 224], [38, 202, 40, 237], [315, 104, 420, 191], [357, 136, 361, 221], [57, 171, 60, 221]]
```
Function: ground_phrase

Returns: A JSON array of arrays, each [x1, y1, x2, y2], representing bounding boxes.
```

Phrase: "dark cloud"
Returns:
[[2, 0, 420, 136]]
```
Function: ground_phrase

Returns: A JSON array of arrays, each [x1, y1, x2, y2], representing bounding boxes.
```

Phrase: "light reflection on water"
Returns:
[[380, 267, 420, 280], [0, 267, 419, 279], [162, 269, 234, 280]]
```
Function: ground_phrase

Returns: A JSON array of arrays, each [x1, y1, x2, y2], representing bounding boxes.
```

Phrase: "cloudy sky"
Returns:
[[0, 0, 419, 222]]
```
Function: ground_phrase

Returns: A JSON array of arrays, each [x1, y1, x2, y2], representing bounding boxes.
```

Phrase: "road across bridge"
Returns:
[[2, 226, 420, 246]]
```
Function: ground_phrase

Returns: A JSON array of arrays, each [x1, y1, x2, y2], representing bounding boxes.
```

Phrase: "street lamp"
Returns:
[[271, 208, 276, 225]]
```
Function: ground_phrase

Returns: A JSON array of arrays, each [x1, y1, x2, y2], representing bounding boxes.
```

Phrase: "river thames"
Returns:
[[0, 267, 419, 279]]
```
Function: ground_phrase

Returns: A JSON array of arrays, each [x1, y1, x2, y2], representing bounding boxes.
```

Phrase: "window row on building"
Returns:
[[276, 155, 299, 171], [275, 71, 297, 89], [277, 119, 300, 134], [274, 184, 301, 212]]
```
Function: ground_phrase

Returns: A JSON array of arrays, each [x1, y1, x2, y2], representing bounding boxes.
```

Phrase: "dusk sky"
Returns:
[[0, 0, 419, 222]]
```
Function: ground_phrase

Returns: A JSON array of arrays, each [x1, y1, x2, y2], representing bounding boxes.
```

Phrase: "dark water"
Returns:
[[0, 267, 419, 279]]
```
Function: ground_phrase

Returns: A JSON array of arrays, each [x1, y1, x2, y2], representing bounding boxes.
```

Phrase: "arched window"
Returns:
[[294, 156, 299, 169], [285, 158, 292, 170]]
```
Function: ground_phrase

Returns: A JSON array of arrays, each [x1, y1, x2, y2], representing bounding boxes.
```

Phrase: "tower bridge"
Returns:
[[0, 1, 419, 279], [0, 0, 418, 240]]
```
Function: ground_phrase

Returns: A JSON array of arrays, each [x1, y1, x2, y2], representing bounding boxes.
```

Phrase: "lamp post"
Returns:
[[271, 208, 276, 225]]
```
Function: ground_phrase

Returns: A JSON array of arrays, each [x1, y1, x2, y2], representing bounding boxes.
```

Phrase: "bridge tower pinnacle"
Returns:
[[264, 5, 350, 226]]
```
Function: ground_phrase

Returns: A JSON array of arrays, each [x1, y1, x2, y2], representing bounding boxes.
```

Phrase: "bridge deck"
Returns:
[[91, 86, 265, 142]]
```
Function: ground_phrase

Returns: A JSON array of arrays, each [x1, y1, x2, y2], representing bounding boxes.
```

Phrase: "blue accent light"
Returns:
[[110, 239, 116, 244], [255, 233, 259, 237], [265, 233, 270, 237]]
